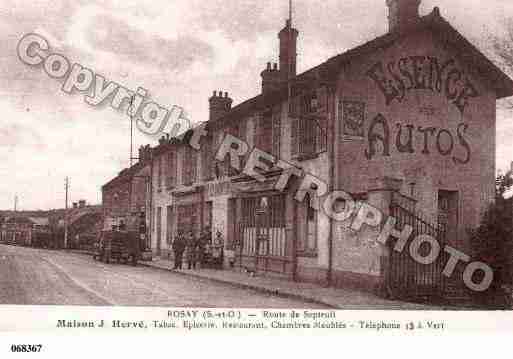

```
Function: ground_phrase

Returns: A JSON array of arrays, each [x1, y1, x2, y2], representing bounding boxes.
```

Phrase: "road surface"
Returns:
[[0, 244, 327, 308]]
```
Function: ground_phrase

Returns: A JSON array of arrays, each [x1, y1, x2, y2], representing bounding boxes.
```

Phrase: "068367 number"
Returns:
[[10, 344, 42, 353]]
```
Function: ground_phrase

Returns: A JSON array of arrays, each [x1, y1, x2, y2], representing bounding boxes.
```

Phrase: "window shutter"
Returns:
[[317, 86, 327, 113], [272, 109, 281, 157], [202, 136, 213, 181], [191, 148, 197, 183], [291, 117, 299, 157], [158, 157, 163, 188], [181, 150, 186, 185], [166, 151, 175, 188], [289, 96, 300, 118], [254, 115, 263, 150]]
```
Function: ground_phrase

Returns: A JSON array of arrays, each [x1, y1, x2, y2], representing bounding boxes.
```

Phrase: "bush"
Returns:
[[468, 201, 513, 307]]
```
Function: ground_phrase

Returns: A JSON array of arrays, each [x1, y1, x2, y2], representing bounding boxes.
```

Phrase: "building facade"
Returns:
[[149, 0, 513, 299]]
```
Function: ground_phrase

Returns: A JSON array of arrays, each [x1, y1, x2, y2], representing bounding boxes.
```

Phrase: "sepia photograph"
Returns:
[[1, 0, 513, 343]]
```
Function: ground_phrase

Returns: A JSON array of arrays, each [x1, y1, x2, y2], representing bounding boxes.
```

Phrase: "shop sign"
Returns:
[[207, 181, 232, 198]]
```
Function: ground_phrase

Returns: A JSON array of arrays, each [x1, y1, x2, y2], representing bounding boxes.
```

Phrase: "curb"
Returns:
[[138, 261, 339, 309]]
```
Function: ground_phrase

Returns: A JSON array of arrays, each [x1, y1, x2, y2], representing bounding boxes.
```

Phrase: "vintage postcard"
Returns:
[[1, 0, 513, 354]]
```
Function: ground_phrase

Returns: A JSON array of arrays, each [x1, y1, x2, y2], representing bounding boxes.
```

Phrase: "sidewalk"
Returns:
[[141, 257, 444, 310]]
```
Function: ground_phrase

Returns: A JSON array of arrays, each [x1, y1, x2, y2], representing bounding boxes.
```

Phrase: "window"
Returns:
[[223, 121, 246, 177], [256, 108, 281, 157], [182, 146, 197, 186], [157, 157, 163, 190], [201, 135, 214, 181], [166, 151, 176, 189], [290, 87, 328, 160]]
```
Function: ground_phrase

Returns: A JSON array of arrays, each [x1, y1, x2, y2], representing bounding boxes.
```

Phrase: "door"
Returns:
[[156, 207, 162, 256], [438, 190, 458, 244], [177, 204, 199, 236], [166, 206, 173, 251], [239, 194, 288, 273]]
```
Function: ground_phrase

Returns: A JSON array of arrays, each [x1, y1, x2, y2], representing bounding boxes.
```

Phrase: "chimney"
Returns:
[[261, 62, 282, 95], [278, 19, 299, 82], [209, 91, 233, 121], [138, 145, 152, 164], [386, 0, 421, 31]]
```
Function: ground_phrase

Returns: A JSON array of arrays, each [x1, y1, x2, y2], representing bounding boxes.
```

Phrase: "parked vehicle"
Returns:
[[93, 230, 140, 266]]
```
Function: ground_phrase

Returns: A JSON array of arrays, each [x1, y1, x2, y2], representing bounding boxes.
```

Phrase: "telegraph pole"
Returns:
[[64, 177, 69, 249], [129, 95, 135, 168], [288, 0, 298, 282], [13, 195, 18, 243]]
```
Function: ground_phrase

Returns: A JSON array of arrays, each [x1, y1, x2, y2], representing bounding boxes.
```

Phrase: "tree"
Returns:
[[469, 201, 513, 308]]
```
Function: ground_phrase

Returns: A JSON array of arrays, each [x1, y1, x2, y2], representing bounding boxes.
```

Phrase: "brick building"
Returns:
[[148, 0, 513, 299], [102, 145, 152, 248]]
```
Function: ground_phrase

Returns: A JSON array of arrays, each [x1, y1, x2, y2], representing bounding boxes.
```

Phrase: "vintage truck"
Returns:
[[93, 230, 140, 266]]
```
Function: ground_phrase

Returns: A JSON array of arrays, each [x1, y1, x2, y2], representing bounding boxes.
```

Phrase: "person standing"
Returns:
[[197, 226, 211, 269], [212, 230, 224, 269], [172, 230, 185, 270], [185, 230, 197, 270]]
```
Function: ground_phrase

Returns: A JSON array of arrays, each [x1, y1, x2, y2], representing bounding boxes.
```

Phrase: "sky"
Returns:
[[1, 0, 513, 210]]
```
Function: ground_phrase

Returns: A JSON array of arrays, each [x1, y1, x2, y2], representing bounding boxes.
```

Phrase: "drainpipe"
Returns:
[[327, 83, 337, 287], [148, 151, 154, 252]]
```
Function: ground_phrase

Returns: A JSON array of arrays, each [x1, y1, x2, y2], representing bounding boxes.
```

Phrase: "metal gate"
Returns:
[[384, 200, 447, 300], [238, 194, 288, 273]]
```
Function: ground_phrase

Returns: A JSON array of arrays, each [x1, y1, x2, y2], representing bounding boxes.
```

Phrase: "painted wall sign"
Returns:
[[341, 100, 365, 137], [366, 56, 480, 114], [364, 114, 471, 165]]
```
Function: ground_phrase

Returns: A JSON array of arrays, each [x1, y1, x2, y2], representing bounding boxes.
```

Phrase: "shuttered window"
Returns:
[[201, 135, 214, 181], [225, 121, 246, 177], [182, 146, 197, 186], [256, 108, 281, 158], [290, 87, 328, 159], [165, 151, 176, 189], [272, 109, 281, 158], [157, 156, 163, 189]]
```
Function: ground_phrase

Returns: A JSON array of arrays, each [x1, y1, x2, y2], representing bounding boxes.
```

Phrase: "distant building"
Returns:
[[0, 216, 49, 246]]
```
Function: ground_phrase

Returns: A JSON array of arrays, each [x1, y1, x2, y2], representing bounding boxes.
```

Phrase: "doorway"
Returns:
[[437, 190, 459, 244]]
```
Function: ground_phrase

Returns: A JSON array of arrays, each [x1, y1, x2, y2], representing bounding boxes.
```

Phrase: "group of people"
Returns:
[[172, 227, 223, 270]]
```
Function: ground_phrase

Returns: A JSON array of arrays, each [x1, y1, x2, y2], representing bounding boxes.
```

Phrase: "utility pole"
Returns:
[[288, 0, 298, 283], [13, 195, 18, 244], [64, 177, 69, 249], [129, 95, 136, 168]]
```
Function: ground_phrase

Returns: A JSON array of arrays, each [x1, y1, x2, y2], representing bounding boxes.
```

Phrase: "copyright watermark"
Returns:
[[17, 33, 191, 138]]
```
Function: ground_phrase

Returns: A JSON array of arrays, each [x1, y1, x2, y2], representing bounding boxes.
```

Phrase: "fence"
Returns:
[[384, 197, 447, 300]]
